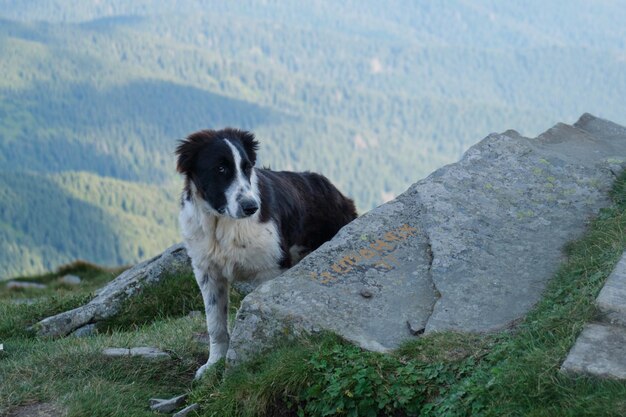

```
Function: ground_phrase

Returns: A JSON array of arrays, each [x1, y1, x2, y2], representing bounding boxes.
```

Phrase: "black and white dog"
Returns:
[[176, 128, 357, 378]]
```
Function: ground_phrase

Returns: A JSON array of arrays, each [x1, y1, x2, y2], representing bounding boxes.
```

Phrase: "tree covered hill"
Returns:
[[1, 0, 625, 278], [0, 171, 179, 279]]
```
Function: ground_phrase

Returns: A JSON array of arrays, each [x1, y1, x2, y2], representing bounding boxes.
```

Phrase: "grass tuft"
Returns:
[[98, 272, 204, 333], [97, 272, 244, 333]]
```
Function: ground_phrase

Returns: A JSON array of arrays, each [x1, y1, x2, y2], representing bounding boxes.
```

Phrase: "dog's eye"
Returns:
[[217, 166, 226, 174]]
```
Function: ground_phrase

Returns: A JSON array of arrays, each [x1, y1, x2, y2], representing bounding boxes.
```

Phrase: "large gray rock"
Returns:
[[227, 114, 626, 365], [34, 244, 191, 337]]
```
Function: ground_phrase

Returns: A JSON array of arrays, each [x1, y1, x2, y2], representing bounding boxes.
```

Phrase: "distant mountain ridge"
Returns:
[[1, 0, 625, 278]]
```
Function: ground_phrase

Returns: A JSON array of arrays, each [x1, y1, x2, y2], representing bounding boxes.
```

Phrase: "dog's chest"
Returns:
[[180, 202, 282, 281]]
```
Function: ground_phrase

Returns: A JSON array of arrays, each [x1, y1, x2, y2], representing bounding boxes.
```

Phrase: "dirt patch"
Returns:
[[4, 402, 65, 417]]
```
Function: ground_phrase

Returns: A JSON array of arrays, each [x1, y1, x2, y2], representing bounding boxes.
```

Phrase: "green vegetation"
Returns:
[[0, 261, 122, 339], [1, 173, 625, 416], [189, 333, 490, 417], [0, 261, 205, 417], [1, 1, 626, 278], [98, 272, 203, 333], [0, 171, 180, 279]]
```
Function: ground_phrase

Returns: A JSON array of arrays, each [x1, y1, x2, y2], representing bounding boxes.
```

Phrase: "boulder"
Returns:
[[226, 114, 626, 365], [34, 244, 191, 337]]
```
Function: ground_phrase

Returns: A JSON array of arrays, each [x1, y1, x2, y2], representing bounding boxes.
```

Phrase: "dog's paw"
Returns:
[[194, 356, 225, 381], [194, 363, 211, 380]]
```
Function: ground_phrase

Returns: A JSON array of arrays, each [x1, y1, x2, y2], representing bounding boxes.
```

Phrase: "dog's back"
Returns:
[[256, 169, 357, 267]]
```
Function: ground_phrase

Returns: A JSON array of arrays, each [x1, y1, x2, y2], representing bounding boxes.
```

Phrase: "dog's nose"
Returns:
[[240, 199, 259, 217]]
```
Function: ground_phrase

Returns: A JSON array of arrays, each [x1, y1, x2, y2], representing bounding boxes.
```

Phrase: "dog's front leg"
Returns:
[[195, 271, 229, 379]]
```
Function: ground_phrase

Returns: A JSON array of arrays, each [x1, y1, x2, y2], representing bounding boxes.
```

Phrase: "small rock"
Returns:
[[561, 323, 626, 379], [10, 299, 37, 305], [6, 281, 46, 290], [597, 251, 626, 326], [187, 310, 203, 319], [232, 281, 257, 296], [406, 320, 425, 336], [70, 324, 96, 337], [102, 348, 131, 357], [359, 289, 373, 298], [60, 274, 81, 285], [129, 346, 171, 359], [102, 346, 171, 360], [149, 394, 188, 413], [173, 403, 199, 417]]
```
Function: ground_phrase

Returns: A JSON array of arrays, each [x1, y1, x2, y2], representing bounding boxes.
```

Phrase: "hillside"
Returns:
[[0, 172, 179, 279], [1, 0, 626, 277]]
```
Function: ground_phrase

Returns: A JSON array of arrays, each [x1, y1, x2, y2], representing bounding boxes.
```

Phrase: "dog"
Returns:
[[176, 128, 357, 378]]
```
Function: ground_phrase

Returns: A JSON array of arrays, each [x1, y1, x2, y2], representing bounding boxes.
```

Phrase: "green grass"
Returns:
[[98, 271, 243, 334], [98, 271, 204, 333], [0, 261, 123, 339], [0, 260, 244, 416], [188, 332, 493, 417], [0, 262, 207, 416], [0, 317, 204, 417], [2, 173, 626, 416], [0, 260, 123, 300]]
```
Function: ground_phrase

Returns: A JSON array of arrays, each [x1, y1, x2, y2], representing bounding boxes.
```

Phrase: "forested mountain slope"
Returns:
[[1, 0, 625, 278], [0, 172, 179, 278]]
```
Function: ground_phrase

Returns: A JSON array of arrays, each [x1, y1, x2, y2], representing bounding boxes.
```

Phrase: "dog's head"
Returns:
[[176, 128, 260, 219]]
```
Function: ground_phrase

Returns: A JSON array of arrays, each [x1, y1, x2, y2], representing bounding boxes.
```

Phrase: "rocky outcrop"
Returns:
[[226, 114, 626, 365], [34, 244, 191, 337]]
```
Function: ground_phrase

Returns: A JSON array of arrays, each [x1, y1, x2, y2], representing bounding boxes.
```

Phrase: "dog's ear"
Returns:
[[175, 138, 196, 176], [238, 130, 259, 166], [176, 130, 213, 175]]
